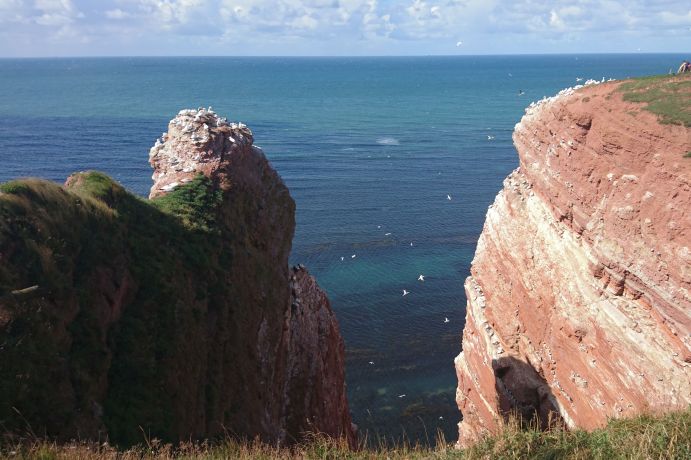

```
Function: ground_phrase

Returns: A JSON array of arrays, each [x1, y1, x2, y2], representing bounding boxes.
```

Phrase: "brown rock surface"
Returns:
[[455, 79, 691, 446], [0, 108, 353, 446], [148, 107, 255, 198]]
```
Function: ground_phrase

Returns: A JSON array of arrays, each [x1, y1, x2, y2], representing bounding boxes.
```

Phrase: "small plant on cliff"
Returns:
[[684, 151, 691, 158], [151, 174, 223, 233]]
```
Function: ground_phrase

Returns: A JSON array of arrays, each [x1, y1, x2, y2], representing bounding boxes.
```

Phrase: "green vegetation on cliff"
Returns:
[[3, 408, 690, 459], [0, 173, 225, 445], [618, 73, 691, 127]]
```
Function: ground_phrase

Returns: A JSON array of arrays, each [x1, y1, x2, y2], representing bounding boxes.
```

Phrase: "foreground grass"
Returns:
[[2, 408, 689, 459], [618, 73, 691, 127]]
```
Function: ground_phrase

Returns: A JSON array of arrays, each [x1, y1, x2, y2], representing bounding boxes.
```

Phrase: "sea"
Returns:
[[0, 54, 684, 445]]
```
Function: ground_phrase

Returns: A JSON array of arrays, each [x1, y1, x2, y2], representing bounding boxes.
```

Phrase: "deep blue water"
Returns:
[[0, 54, 684, 444]]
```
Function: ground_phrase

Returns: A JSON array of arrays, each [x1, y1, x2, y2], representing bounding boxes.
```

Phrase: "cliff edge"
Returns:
[[455, 75, 691, 446], [0, 108, 354, 446]]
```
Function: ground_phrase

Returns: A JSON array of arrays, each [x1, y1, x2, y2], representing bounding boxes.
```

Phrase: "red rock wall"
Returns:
[[455, 80, 691, 446]]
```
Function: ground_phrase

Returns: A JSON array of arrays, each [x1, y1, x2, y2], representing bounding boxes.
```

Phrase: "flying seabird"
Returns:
[[418, 275, 425, 282], [402, 289, 409, 296], [444, 317, 450, 323], [385, 232, 392, 236], [398, 394, 406, 398], [341, 257, 344, 261], [351, 254, 356, 259], [369, 361, 374, 365], [576, 77, 583, 82], [447, 194, 452, 200], [487, 135, 495, 140]]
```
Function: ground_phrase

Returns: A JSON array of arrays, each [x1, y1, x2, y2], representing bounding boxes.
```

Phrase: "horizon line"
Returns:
[[0, 51, 688, 60]]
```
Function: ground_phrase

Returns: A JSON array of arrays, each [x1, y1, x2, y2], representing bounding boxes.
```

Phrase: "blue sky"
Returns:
[[0, 0, 690, 57]]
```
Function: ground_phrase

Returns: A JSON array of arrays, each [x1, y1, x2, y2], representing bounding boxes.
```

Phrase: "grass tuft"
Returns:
[[618, 74, 691, 127]]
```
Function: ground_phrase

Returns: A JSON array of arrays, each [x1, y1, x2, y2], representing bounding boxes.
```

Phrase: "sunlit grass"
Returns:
[[2, 407, 689, 459], [618, 74, 691, 127]]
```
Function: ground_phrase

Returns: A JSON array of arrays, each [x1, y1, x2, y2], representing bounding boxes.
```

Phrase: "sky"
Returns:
[[0, 0, 690, 57]]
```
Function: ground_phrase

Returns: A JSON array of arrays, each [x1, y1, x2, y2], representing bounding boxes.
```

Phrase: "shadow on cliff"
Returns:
[[492, 356, 564, 431]]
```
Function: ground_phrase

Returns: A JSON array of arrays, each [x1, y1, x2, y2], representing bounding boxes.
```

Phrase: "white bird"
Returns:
[[385, 232, 392, 236], [410, 242, 413, 247], [402, 289, 409, 296], [576, 77, 583, 82], [456, 41, 463, 47], [368, 361, 374, 365], [398, 394, 406, 398], [439, 416, 444, 420], [444, 317, 450, 323], [508, 73, 512, 77], [418, 275, 425, 282], [377, 225, 382, 229], [487, 135, 495, 140], [447, 194, 452, 200], [341, 257, 344, 261], [351, 254, 356, 259]]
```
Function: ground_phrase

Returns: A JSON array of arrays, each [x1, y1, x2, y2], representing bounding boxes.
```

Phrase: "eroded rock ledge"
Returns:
[[0, 108, 354, 446], [455, 78, 691, 446]]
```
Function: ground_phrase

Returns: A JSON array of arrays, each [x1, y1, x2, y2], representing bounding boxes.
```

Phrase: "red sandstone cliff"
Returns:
[[455, 78, 691, 446]]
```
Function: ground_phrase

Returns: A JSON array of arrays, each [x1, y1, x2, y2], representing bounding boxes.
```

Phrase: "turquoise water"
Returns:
[[0, 54, 684, 444]]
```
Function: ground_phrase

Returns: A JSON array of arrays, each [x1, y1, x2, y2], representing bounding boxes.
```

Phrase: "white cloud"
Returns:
[[0, 0, 29, 23], [217, 0, 389, 39], [131, 0, 208, 29], [0, 0, 690, 55], [659, 9, 691, 26], [105, 8, 130, 19], [32, 0, 83, 26]]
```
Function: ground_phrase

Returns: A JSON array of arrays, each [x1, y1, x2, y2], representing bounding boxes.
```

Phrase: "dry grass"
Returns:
[[2, 407, 689, 459]]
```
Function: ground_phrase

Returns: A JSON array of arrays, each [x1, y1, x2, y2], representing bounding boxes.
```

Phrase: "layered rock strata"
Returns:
[[0, 108, 354, 446], [455, 79, 691, 446]]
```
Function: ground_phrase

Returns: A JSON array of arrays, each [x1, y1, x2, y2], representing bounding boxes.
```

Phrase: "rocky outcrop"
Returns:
[[148, 107, 255, 199], [455, 78, 691, 446], [0, 108, 354, 446]]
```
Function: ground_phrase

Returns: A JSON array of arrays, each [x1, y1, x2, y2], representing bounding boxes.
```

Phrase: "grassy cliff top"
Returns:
[[618, 73, 691, 127], [0, 173, 226, 446], [3, 407, 689, 459]]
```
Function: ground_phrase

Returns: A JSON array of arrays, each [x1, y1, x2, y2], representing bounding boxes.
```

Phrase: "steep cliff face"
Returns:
[[0, 108, 354, 446], [456, 77, 691, 446]]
